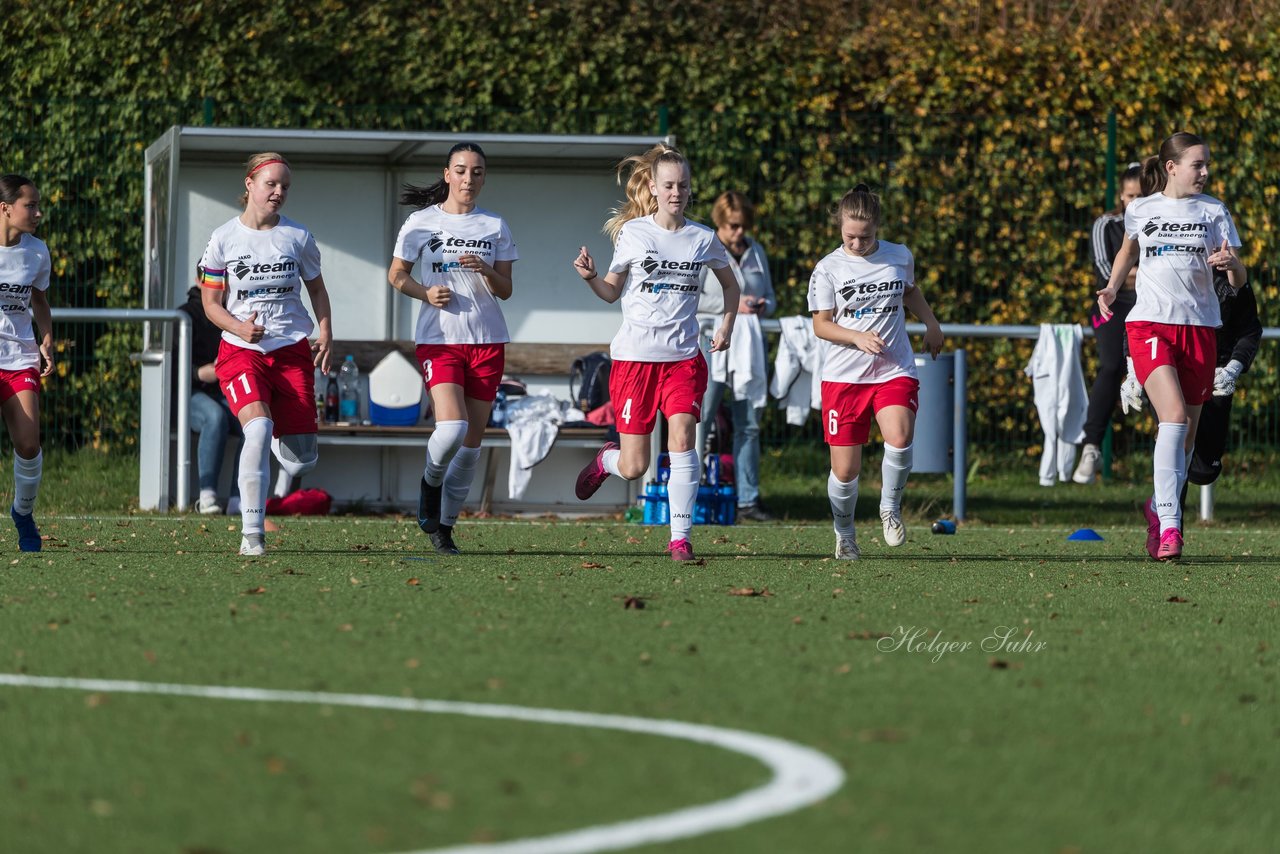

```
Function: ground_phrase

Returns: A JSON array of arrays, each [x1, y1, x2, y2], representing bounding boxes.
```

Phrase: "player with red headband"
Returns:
[[198, 152, 334, 556]]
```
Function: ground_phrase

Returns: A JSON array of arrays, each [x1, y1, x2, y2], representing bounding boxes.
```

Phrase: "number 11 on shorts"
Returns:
[[225, 373, 251, 403]]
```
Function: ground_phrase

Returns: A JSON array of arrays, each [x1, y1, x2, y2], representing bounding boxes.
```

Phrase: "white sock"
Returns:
[[1153, 421, 1188, 532], [666, 449, 699, 542], [880, 442, 913, 514], [829, 472, 858, 536], [602, 447, 624, 478], [272, 468, 293, 498], [425, 420, 468, 486], [442, 446, 481, 526], [238, 417, 273, 536], [12, 450, 42, 516]]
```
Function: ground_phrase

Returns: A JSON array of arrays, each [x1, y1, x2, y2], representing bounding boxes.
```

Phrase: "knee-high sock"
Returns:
[[425, 420, 468, 486], [441, 446, 481, 527], [273, 469, 294, 499], [666, 450, 699, 542], [1154, 421, 1188, 532], [880, 443, 913, 513], [238, 417, 273, 536], [602, 447, 624, 478], [829, 472, 859, 536], [12, 450, 42, 516]]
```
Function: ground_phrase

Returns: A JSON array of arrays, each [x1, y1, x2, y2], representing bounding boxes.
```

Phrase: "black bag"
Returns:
[[569, 351, 611, 413]]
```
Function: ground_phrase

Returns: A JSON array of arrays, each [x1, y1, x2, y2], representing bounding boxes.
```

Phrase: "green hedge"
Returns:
[[3, 0, 1278, 451]]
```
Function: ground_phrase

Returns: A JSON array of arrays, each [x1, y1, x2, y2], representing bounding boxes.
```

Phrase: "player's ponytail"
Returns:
[[239, 152, 291, 207], [835, 183, 881, 227], [1141, 132, 1205, 197], [604, 143, 688, 243], [0, 174, 36, 205], [401, 142, 487, 210]]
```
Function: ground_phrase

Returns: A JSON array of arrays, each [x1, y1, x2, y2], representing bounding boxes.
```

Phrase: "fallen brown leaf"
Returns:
[[624, 596, 646, 610], [728, 587, 773, 597]]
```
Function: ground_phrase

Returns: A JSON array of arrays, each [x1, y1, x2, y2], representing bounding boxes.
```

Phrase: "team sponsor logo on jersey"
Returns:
[[641, 258, 660, 275], [639, 280, 700, 295], [232, 259, 298, 280], [431, 261, 464, 273], [236, 285, 295, 300], [1144, 219, 1210, 239], [1145, 244, 1206, 258], [0, 282, 31, 313], [838, 279, 907, 300], [426, 233, 444, 252], [845, 304, 901, 320], [444, 236, 492, 251], [0, 282, 32, 295]]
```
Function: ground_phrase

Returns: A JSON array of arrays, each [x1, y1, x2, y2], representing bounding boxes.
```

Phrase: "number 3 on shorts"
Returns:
[[827, 409, 839, 436], [421, 359, 433, 382], [1145, 336, 1158, 360]]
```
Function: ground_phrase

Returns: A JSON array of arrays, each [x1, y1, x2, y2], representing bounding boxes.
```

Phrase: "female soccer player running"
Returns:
[[0, 175, 55, 552], [388, 142, 517, 556], [809, 185, 943, 559], [572, 144, 740, 562], [199, 153, 334, 557], [1097, 132, 1246, 561]]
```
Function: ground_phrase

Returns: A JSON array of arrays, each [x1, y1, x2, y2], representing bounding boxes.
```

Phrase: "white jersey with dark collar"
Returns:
[[607, 215, 730, 361], [1125, 193, 1239, 328], [394, 205, 517, 346], [199, 214, 322, 353], [0, 233, 51, 371], [808, 240, 917, 384]]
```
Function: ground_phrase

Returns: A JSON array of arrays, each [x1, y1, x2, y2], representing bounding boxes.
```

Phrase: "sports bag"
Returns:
[[569, 351, 611, 413]]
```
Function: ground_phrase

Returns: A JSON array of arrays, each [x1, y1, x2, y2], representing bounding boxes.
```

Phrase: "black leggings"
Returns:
[[1082, 290, 1137, 447]]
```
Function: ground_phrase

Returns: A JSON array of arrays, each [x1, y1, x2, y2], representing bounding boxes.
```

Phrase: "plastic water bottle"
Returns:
[[489, 390, 508, 428], [932, 519, 957, 535], [324, 371, 339, 424], [703, 453, 720, 486], [338, 355, 359, 421]]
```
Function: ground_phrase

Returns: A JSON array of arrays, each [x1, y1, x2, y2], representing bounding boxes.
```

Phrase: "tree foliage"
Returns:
[[3, 0, 1278, 450]]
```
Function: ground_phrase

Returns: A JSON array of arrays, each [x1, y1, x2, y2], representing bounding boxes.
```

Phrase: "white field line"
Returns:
[[0, 674, 845, 854]]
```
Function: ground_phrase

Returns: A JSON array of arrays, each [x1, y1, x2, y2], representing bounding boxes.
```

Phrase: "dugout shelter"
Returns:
[[140, 126, 672, 512]]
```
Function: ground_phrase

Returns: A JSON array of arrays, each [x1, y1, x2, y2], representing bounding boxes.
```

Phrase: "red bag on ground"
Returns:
[[266, 488, 332, 516]]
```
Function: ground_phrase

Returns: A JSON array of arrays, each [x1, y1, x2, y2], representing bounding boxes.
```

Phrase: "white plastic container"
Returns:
[[368, 351, 423, 426]]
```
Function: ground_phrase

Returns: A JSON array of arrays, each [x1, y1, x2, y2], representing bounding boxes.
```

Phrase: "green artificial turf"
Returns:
[[2, 517, 1277, 853]]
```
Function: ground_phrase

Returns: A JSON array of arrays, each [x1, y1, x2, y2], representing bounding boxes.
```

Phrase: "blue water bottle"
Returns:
[[704, 453, 720, 486], [931, 519, 957, 535]]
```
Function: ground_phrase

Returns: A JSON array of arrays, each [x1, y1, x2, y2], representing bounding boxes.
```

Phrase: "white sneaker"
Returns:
[[880, 508, 906, 547], [197, 495, 223, 515], [835, 533, 860, 560], [1072, 443, 1101, 484], [239, 534, 266, 557]]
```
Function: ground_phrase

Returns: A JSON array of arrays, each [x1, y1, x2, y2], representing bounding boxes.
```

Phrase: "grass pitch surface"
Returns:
[[2, 516, 1277, 853]]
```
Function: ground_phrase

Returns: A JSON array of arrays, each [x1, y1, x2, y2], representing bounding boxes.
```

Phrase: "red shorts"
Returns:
[[821, 376, 920, 446], [215, 339, 317, 435], [610, 354, 708, 435], [0, 367, 41, 402], [1127, 321, 1216, 406], [415, 343, 504, 402]]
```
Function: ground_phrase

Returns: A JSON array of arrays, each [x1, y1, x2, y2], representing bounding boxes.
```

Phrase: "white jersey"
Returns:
[[199, 215, 322, 353], [607, 215, 730, 361], [0, 233, 51, 371], [808, 240, 918, 384], [1125, 193, 1239, 328], [393, 205, 517, 345]]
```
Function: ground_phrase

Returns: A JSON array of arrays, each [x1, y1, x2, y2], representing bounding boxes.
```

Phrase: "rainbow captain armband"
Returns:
[[200, 267, 227, 289]]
